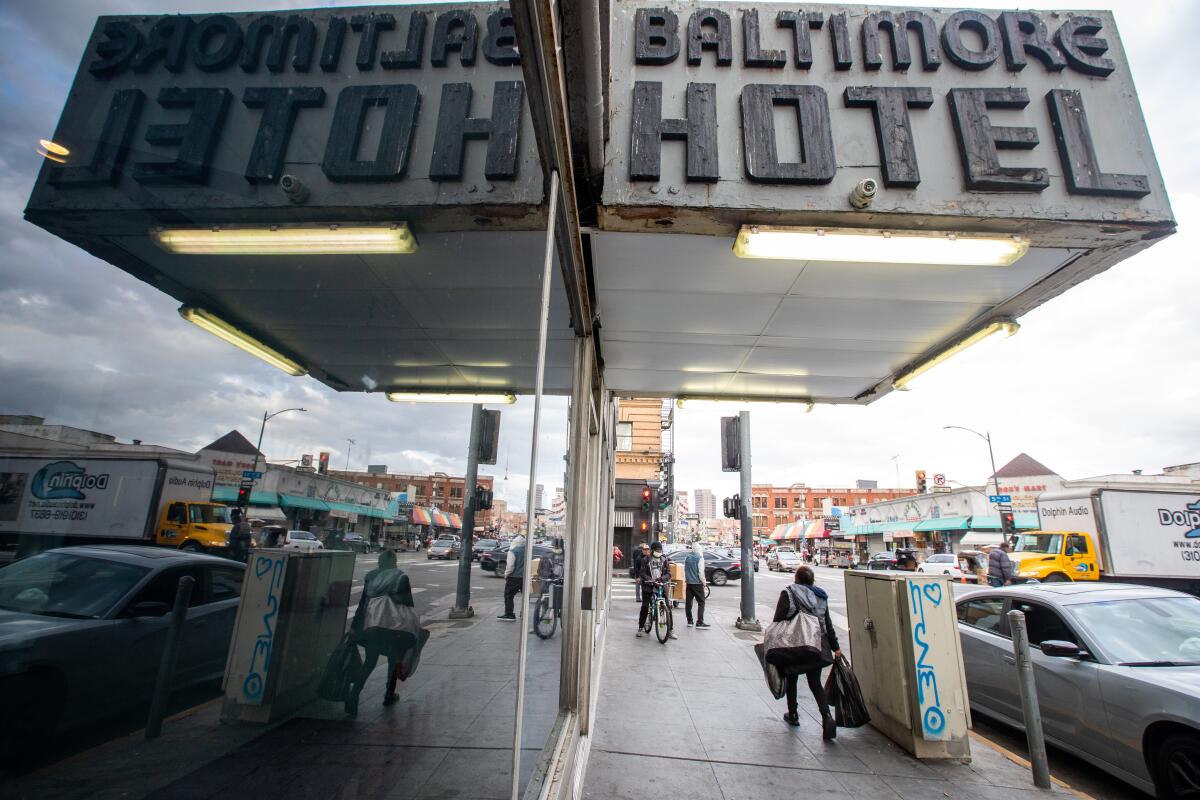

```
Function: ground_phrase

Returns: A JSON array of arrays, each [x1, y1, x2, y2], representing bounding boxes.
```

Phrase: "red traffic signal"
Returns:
[[641, 484, 652, 512], [1000, 510, 1016, 536], [237, 485, 251, 508]]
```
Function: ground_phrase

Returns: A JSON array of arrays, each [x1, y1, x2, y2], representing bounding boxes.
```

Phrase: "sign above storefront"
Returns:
[[26, 4, 544, 234], [602, 3, 1172, 233]]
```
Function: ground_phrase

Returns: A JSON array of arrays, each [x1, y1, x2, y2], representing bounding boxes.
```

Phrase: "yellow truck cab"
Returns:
[[1009, 530, 1098, 582], [155, 500, 234, 553]]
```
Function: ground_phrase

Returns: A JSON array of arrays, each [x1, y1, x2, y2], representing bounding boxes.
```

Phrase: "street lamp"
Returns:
[[943, 425, 1001, 505], [253, 407, 308, 475], [345, 438, 356, 471]]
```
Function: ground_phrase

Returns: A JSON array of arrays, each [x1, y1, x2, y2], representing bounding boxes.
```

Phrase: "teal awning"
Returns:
[[279, 494, 330, 511], [212, 487, 280, 506], [970, 513, 1040, 531], [914, 515, 972, 532], [326, 500, 391, 519], [841, 520, 919, 536]]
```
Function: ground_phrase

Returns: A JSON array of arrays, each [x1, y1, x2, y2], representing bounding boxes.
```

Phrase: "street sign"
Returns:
[[989, 495, 1012, 504], [933, 474, 946, 487], [242, 470, 263, 479], [997, 504, 1013, 512]]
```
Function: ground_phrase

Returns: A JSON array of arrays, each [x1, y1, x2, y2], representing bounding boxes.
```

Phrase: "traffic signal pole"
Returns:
[[735, 410, 760, 631], [450, 403, 482, 619]]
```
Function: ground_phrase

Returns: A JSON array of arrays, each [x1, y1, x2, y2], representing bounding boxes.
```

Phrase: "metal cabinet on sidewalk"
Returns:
[[845, 571, 971, 760], [221, 549, 355, 724]]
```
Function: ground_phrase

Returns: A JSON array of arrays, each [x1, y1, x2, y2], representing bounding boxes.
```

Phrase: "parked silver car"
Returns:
[[956, 583, 1200, 798]]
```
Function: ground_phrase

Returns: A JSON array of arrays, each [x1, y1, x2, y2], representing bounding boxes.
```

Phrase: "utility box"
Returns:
[[221, 549, 355, 724], [844, 571, 970, 760]]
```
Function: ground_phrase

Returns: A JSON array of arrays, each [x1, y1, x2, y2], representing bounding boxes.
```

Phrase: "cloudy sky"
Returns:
[[1, 1, 1196, 513]]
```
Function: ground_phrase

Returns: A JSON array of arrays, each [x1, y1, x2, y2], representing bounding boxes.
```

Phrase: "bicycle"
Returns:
[[533, 577, 563, 639], [641, 579, 673, 643]]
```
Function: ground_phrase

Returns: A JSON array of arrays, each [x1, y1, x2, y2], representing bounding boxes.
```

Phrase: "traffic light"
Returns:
[[474, 484, 493, 510], [1000, 510, 1016, 536], [641, 484, 652, 512], [237, 484, 251, 508], [658, 486, 671, 511], [639, 519, 649, 534], [318, 451, 330, 475], [723, 494, 740, 519], [915, 470, 927, 494]]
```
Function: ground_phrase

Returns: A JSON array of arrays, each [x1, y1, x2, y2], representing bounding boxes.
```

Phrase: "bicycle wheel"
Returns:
[[643, 597, 654, 633], [654, 598, 671, 643], [534, 595, 556, 639]]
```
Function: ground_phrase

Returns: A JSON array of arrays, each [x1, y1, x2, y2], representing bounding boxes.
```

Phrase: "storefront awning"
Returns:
[[960, 532, 1005, 546], [410, 507, 433, 526], [448, 513, 462, 529], [279, 494, 330, 512], [212, 487, 280, 507], [431, 509, 453, 528], [914, 516, 973, 532]]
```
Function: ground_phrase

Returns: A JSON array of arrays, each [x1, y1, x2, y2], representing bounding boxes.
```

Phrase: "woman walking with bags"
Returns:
[[346, 549, 427, 716], [772, 565, 841, 738]]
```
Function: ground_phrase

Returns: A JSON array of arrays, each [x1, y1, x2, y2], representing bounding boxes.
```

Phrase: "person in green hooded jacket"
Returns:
[[345, 549, 423, 715]]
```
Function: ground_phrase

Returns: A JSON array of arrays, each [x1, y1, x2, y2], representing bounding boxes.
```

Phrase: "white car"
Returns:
[[282, 530, 324, 552], [917, 553, 966, 580]]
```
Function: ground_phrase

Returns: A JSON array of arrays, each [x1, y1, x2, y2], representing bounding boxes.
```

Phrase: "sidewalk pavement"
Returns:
[[5, 589, 558, 800], [584, 594, 1082, 800]]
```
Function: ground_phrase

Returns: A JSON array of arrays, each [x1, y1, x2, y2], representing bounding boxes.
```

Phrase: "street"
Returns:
[[613, 564, 1152, 800], [347, 550, 507, 621]]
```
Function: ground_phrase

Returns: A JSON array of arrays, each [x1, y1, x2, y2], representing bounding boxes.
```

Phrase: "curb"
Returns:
[[968, 730, 1095, 799]]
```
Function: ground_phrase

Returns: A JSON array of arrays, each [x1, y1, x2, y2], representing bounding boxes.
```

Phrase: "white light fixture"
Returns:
[[387, 391, 517, 405], [733, 225, 1029, 267], [676, 396, 814, 412], [178, 306, 307, 376], [893, 319, 1019, 391], [152, 223, 418, 255]]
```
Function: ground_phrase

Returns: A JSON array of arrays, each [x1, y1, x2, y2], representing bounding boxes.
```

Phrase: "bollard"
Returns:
[[145, 575, 195, 740], [1007, 610, 1052, 789]]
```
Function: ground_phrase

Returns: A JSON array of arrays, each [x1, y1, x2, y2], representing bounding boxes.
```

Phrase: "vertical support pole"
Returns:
[[451, 403, 483, 618], [511, 170, 559, 800], [736, 411, 760, 631], [145, 575, 195, 740], [1008, 610, 1052, 789]]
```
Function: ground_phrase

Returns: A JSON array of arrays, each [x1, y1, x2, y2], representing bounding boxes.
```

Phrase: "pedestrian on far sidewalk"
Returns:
[[987, 541, 1014, 587], [773, 565, 841, 739], [684, 542, 709, 629], [633, 542, 649, 602], [498, 534, 527, 621]]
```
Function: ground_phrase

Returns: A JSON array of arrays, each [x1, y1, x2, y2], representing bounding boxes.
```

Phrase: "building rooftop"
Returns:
[[992, 453, 1057, 479]]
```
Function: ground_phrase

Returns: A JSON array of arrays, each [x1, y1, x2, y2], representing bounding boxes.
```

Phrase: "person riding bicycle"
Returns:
[[636, 542, 677, 639]]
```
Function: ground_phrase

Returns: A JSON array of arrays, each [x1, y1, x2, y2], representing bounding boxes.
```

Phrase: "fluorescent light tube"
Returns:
[[676, 397, 813, 411], [733, 226, 1028, 267], [179, 306, 307, 376], [893, 319, 1019, 391], [387, 392, 517, 405], [153, 224, 418, 255]]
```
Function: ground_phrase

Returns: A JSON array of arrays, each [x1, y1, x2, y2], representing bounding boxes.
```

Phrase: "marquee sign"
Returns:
[[26, 4, 544, 233], [602, 3, 1172, 233]]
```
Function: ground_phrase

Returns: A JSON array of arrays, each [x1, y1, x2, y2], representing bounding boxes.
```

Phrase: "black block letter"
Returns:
[[741, 84, 834, 184], [948, 88, 1048, 191], [429, 81, 524, 181], [844, 86, 933, 187], [630, 82, 718, 182]]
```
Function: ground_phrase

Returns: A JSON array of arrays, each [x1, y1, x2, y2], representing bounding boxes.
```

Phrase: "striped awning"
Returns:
[[431, 509, 453, 527], [802, 521, 829, 540], [410, 507, 432, 525], [448, 513, 462, 529]]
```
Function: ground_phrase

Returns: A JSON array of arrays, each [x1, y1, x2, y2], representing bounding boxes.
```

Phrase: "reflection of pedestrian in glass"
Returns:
[[498, 534, 526, 621], [346, 550, 425, 715], [228, 509, 252, 563]]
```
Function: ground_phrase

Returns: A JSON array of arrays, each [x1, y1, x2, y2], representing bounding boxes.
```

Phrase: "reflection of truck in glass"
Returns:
[[0, 456, 231, 558], [1013, 488, 1200, 596]]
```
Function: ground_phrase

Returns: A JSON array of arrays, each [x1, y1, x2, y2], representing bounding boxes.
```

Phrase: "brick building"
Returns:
[[750, 483, 915, 538], [328, 468, 495, 524]]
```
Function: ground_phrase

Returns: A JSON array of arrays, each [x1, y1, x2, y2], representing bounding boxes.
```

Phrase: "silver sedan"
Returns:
[[955, 582, 1200, 798]]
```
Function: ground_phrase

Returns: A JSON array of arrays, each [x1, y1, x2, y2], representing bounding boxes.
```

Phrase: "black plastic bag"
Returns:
[[823, 655, 870, 728], [754, 642, 786, 700], [317, 632, 363, 702]]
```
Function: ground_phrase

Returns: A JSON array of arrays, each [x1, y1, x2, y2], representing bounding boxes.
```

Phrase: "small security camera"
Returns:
[[849, 178, 878, 209], [279, 174, 309, 204]]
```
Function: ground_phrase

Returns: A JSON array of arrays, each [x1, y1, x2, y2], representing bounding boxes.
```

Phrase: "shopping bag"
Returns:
[[317, 632, 362, 702], [396, 627, 431, 682], [754, 642, 786, 700], [823, 655, 870, 728]]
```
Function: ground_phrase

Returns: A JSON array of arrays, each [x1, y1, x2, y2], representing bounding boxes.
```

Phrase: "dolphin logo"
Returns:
[[31, 461, 87, 500]]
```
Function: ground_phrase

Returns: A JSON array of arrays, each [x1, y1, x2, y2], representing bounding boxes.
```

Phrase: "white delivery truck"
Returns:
[[0, 455, 232, 559], [1017, 487, 1200, 596]]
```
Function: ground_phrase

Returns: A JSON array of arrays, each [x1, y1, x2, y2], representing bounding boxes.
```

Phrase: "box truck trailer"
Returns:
[[1017, 487, 1200, 596], [0, 455, 232, 558]]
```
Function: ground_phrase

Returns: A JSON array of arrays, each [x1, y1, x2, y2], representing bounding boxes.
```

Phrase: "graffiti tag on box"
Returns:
[[908, 579, 948, 740], [241, 553, 286, 705]]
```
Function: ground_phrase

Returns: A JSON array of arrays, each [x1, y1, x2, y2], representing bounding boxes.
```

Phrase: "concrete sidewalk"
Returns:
[[583, 596, 1079, 800], [5, 589, 558, 800]]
